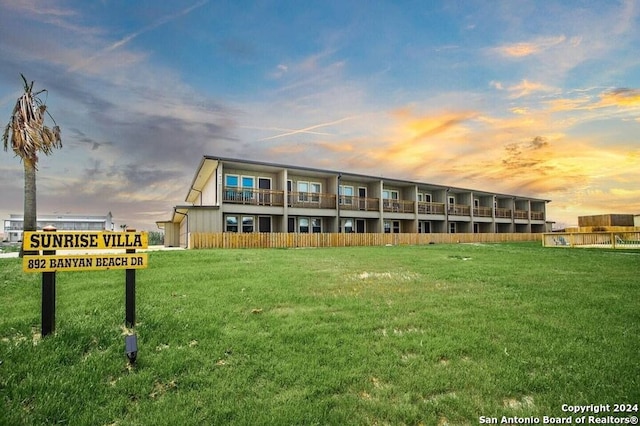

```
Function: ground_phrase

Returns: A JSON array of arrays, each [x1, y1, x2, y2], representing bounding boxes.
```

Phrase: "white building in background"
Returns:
[[2, 212, 114, 242]]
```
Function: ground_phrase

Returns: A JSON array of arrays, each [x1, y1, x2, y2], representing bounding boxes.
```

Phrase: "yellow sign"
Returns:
[[23, 231, 148, 251], [23, 253, 148, 273]]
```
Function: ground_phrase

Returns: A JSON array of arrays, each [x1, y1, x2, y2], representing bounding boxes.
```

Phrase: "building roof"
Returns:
[[186, 155, 551, 203]]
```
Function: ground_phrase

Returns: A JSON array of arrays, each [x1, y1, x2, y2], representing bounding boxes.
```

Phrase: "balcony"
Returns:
[[289, 192, 336, 209], [514, 210, 529, 220], [531, 211, 544, 221], [418, 202, 445, 215], [448, 204, 470, 216], [223, 187, 285, 206], [383, 199, 415, 213], [338, 196, 380, 212], [495, 208, 512, 219], [473, 206, 493, 217]]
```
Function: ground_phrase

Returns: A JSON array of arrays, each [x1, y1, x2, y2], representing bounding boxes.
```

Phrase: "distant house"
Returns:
[[157, 156, 550, 248], [3, 212, 114, 242]]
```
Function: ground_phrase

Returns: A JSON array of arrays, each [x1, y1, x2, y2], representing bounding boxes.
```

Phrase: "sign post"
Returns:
[[22, 230, 149, 341], [125, 228, 136, 328], [41, 226, 57, 336]]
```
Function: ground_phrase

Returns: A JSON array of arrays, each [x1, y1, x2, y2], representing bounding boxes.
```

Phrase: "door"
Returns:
[[359, 187, 366, 210], [258, 178, 271, 205], [356, 219, 365, 233]]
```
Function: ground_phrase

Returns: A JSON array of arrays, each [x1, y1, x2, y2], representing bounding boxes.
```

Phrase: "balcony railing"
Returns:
[[531, 211, 544, 220], [448, 204, 470, 216], [223, 187, 285, 206], [339, 196, 380, 212], [514, 210, 529, 219], [220, 190, 544, 222], [289, 192, 336, 209], [473, 206, 493, 217], [382, 199, 415, 213], [417, 202, 445, 215], [495, 208, 512, 218]]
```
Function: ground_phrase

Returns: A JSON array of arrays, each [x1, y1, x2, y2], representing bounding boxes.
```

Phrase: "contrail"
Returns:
[[259, 116, 358, 141], [67, 0, 209, 72]]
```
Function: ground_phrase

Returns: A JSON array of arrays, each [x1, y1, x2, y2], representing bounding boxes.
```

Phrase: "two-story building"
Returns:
[[158, 156, 550, 248]]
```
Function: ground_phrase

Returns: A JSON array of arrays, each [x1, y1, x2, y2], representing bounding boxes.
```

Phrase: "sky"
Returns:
[[1, 0, 639, 232]]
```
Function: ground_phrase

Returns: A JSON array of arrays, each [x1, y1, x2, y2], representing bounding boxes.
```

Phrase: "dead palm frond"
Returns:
[[3, 74, 62, 166]]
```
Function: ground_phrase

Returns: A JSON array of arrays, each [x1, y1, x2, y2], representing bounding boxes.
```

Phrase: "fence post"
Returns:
[[125, 228, 136, 328], [41, 226, 57, 337]]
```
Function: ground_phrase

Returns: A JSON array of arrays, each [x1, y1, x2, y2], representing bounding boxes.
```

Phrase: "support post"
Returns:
[[41, 226, 57, 337], [125, 228, 136, 328]]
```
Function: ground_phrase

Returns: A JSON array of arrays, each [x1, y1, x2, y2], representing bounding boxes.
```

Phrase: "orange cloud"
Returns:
[[596, 88, 640, 108], [376, 110, 476, 163], [494, 35, 566, 58], [547, 88, 640, 112], [314, 141, 355, 153], [507, 80, 554, 98]]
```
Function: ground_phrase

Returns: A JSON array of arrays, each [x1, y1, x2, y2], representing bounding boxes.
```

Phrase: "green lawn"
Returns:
[[1, 243, 638, 425]]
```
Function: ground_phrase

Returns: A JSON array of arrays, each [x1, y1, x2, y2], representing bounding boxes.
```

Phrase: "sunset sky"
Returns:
[[1, 0, 639, 231]]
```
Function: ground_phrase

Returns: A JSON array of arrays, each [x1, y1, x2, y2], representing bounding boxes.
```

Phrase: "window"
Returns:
[[298, 181, 309, 202], [383, 190, 399, 210], [384, 220, 400, 233], [449, 222, 456, 234], [225, 175, 240, 202], [383, 190, 399, 199], [242, 216, 254, 233], [242, 176, 255, 201], [311, 218, 322, 233], [419, 221, 431, 233], [299, 217, 310, 233], [340, 185, 354, 205], [342, 219, 354, 233], [226, 215, 238, 232], [310, 182, 321, 202]]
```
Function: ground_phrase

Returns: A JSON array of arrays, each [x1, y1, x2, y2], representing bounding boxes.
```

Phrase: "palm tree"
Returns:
[[3, 74, 62, 257]]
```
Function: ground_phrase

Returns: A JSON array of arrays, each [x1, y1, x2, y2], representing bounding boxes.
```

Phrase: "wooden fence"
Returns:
[[188, 232, 542, 249], [542, 232, 640, 249]]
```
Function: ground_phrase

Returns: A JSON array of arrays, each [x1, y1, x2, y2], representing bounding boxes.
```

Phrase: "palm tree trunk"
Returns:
[[20, 158, 37, 258]]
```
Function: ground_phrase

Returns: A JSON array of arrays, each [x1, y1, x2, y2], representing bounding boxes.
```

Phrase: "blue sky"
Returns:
[[1, 0, 639, 231]]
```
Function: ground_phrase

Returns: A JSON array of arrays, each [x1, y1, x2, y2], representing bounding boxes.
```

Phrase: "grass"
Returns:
[[1, 242, 638, 425]]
